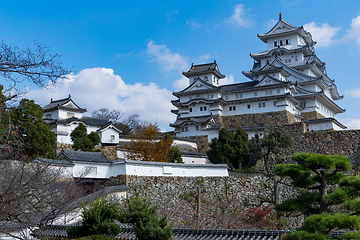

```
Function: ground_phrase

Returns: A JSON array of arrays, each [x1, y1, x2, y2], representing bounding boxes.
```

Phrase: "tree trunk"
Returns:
[[196, 185, 201, 229], [320, 170, 327, 213]]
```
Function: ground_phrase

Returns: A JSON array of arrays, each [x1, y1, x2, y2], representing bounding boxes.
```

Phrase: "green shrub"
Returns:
[[67, 197, 121, 238], [119, 196, 173, 240]]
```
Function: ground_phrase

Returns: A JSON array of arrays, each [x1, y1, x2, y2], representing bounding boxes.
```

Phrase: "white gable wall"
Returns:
[[99, 127, 120, 144]]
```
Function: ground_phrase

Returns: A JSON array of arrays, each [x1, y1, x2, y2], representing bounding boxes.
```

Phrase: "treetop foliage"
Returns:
[[207, 127, 249, 169], [275, 152, 360, 238], [67, 197, 122, 237], [119, 196, 173, 240], [70, 123, 100, 151], [125, 122, 177, 162]]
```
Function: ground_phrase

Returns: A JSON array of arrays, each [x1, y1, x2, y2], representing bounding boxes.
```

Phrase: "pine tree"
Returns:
[[207, 127, 249, 169], [120, 196, 173, 240], [275, 152, 360, 239], [70, 123, 100, 151]]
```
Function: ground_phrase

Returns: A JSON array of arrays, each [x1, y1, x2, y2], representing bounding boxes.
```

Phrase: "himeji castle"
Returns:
[[170, 14, 346, 141]]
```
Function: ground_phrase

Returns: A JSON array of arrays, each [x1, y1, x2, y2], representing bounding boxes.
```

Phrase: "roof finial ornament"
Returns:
[[68, 94, 71, 98], [279, 12, 282, 20], [50, 98, 53, 102], [214, 60, 216, 63]]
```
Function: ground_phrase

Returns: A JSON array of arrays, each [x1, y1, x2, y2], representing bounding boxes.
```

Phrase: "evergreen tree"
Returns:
[[120, 196, 173, 240], [207, 127, 249, 169], [11, 99, 56, 159], [70, 123, 100, 151], [67, 197, 122, 237], [275, 152, 360, 239]]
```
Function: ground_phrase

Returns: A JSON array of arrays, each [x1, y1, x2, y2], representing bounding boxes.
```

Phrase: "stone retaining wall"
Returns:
[[107, 174, 301, 230], [213, 111, 296, 129]]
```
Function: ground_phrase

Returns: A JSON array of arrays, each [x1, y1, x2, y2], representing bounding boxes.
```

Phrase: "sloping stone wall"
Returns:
[[270, 123, 360, 169], [107, 174, 301, 230]]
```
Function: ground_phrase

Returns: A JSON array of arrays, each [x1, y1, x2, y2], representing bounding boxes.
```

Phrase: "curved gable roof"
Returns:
[[43, 95, 87, 113], [183, 60, 225, 79]]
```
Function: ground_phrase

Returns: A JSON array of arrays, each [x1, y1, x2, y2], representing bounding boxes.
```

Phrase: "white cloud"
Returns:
[[225, 4, 253, 28], [25, 68, 174, 131], [303, 22, 340, 48], [342, 15, 360, 48], [172, 76, 189, 91], [221, 74, 235, 85], [186, 19, 203, 30], [345, 88, 360, 98], [338, 118, 360, 130], [147, 41, 188, 72], [193, 53, 210, 63], [265, 19, 277, 31]]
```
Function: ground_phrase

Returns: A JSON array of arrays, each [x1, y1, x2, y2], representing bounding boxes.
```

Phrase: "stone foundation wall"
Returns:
[[107, 174, 301, 230], [270, 123, 360, 169], [301, 111, 325, 121], [214, 111, 296, 129], [188, 135, 209, 154]]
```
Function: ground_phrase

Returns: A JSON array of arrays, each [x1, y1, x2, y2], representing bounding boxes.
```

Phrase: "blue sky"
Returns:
[[3, 0, 360, 130]]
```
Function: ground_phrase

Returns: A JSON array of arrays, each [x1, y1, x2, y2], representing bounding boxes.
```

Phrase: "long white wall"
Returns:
[[64, 160, 228, 178]]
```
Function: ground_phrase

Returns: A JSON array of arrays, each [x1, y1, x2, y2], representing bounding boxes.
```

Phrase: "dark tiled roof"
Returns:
[[97, 122, 122, 133], [170, 115, 214, 127], [219, 81, 258, 92], [35, 158, 74, 167], [34, 225, 293, 239], [305, 118, 347, 129], [183, 61, 225, 78], [56, 117, 110, 127], [58, 149, 112, 164], [43, 95, 87, 113], [182, 152, 208, 158]]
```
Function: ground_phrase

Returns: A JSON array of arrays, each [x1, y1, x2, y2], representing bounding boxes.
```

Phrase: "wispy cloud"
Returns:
[[147, 41, 188, 72], [225, 4, 254, 28], [221, 74, 235, 85], [264, 19, 277, 31], [194, 53, 210, 63], [345, 87, 360, 98], [342, 15, 360, 49], [338, 118, 360, 130], [172, 75, 189, 92], [303, 22, 340, 48], [25, 68, 174, 131], [186, 19, 203, 30]]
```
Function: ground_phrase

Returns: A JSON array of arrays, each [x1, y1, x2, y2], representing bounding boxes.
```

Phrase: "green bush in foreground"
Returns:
[[67, 197, 121, 238], [119, 196, 173, 240], [276, 153, 360, 239]]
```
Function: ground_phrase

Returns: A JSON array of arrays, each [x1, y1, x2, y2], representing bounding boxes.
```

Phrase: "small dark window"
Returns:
[[274, 42, 277, 47], [274, 101, 276, 106], [258, 103, 261, 108], [204, 106, 207, 111], [262, 102, 265, 107], [233, 106, 236, 110], [229, 106, 232, 111], [280, 41, 283, 46], [247, 104, 251, 109], [286, 39, 289, 45], [189, 108, 192, 112], [200, 107, 203, 111]]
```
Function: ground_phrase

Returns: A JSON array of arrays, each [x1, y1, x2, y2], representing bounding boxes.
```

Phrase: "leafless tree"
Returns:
[[0, 160, 85, 239], [92, 108, 124, 123], [0, 40, 70, 104], [0, 40, 80, 240]]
